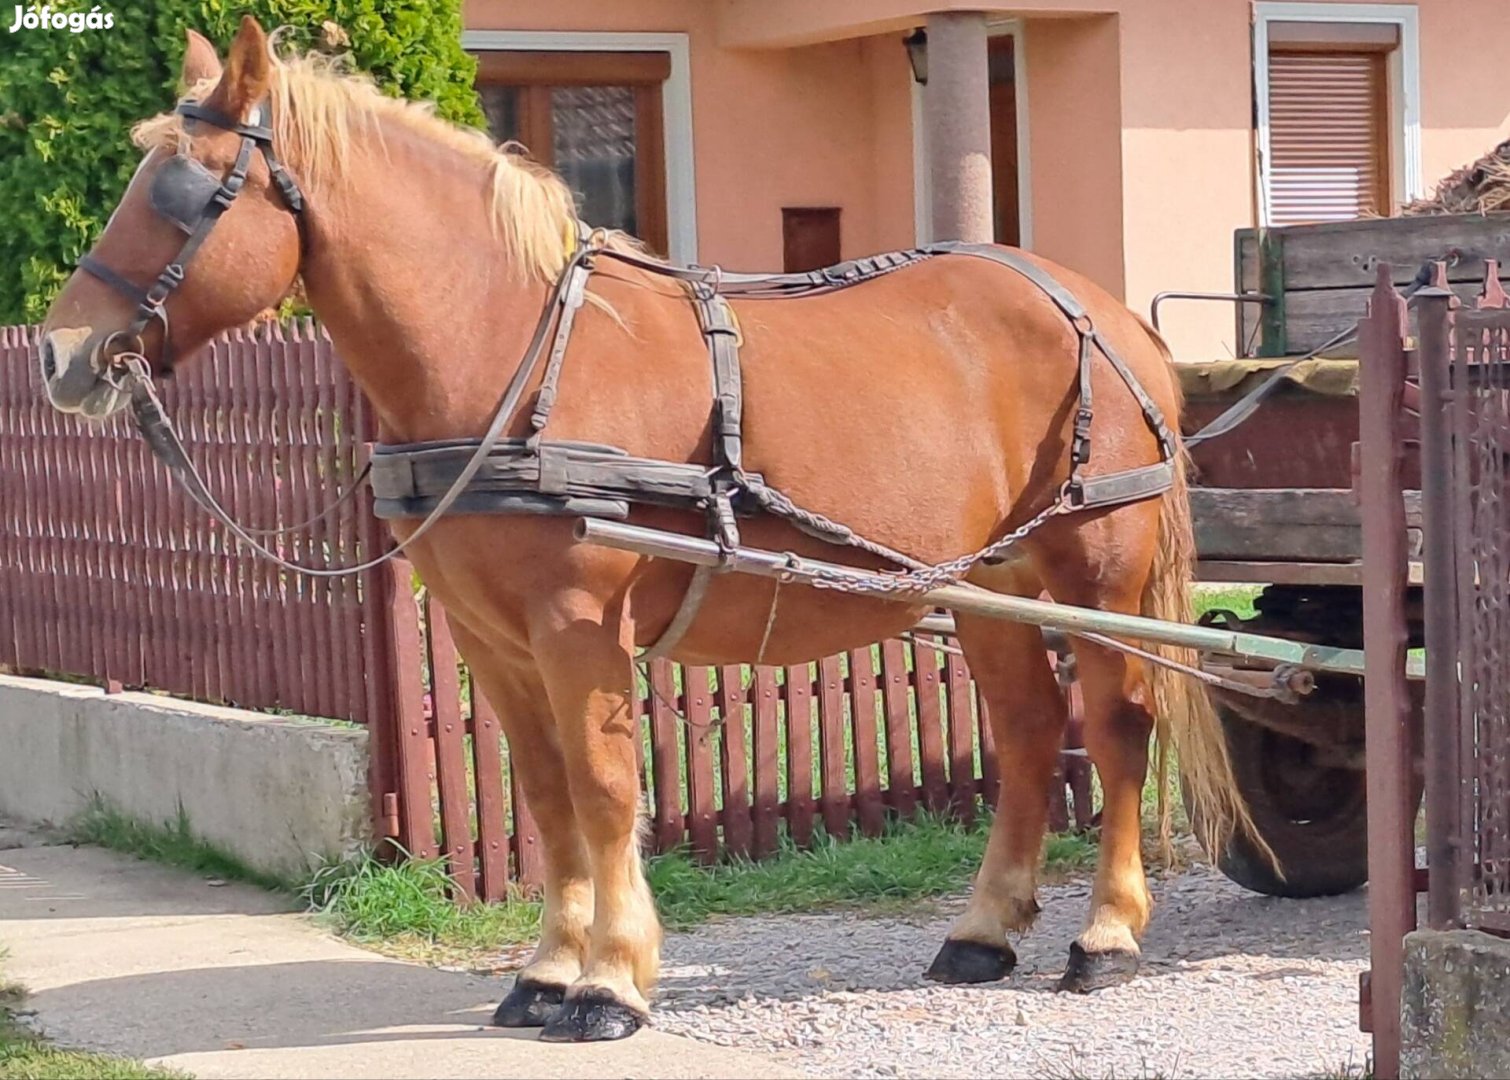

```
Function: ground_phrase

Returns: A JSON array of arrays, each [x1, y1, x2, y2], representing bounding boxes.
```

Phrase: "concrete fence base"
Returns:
[[0, 674, 369, 879], [1403, 927, 1510, 1079]]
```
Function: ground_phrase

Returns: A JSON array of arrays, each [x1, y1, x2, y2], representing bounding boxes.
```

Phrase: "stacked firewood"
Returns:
[[1402, 136, 1510, 216]]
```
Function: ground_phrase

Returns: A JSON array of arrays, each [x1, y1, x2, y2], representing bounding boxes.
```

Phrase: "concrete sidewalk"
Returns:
[[0, 834, 799, 1079]]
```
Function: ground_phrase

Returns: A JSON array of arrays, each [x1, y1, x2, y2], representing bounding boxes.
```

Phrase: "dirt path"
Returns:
[[654, 865, 1371, 1079]]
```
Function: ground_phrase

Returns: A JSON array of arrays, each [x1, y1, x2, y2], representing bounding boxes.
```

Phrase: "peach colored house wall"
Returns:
[[465, 0, 910, 269], [465, 1, 1510, 358], [1109, 0, 1510, 359], [1022, 15, 1127, 301]]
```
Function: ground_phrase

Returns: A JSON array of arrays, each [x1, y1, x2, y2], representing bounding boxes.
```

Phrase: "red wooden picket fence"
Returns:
[[1, 322, 1091, 901], [0, 321, 381, 723]]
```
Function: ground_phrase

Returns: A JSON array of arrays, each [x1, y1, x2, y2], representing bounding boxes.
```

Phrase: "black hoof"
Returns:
[[924, 938, 1017, 985], [492, 978, 567, 1028], [1056, 942, 1140, 993], [538, 989, 646, 1043]]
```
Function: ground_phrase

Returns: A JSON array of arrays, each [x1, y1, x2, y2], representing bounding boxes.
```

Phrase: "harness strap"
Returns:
[[599, 245, 935, 297], [640, 564, 717, 662], [76, 255, 150, 307], [527, 256, 595, 449], [639, 287, 747, 659], [694, 288, 745, 476], [927, 242, 1177, 509]]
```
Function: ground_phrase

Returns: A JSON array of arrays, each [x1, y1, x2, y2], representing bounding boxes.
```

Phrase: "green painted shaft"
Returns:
[[575, 518, 1424, 680]]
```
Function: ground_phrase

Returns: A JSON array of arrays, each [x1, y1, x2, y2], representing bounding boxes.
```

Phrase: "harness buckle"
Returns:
[[1071, 407, 1095, 466], [710, 491, 740, 566], [211, 176, 244, 209], [144, 265, 186, 308]]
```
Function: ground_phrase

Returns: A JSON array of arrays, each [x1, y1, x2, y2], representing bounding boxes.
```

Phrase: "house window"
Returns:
[[474, 51, 671, 254], [782, 208, 841, 272], [1258, 16, 1407, 226]]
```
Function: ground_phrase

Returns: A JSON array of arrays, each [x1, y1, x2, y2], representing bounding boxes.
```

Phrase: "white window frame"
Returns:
[[1252, 2, 1422, 227], [463, 30, 699, 263], [912, 18, 1032, 248]]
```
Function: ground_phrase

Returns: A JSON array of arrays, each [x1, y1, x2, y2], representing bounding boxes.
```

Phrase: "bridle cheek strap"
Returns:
[[76, 98, 306, 376]]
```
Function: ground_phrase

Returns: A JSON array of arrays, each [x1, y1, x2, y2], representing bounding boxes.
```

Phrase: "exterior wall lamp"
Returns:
[[904, 28, 928, 85]]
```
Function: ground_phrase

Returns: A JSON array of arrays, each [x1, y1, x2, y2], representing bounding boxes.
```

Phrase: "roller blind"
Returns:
[[1267, 50, 1389, 225]]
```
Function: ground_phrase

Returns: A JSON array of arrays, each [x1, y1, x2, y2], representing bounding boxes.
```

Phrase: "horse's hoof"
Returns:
[[492, 977, 567, 1028], [1056, 941, 1140, 993], [924, 938, 1017, 984], [538, 989, 646, 1042]]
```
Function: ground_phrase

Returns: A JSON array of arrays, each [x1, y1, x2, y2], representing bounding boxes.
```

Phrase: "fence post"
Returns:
[[1417, 274, 1462, 930], [1358, 264, 1417, 1080]]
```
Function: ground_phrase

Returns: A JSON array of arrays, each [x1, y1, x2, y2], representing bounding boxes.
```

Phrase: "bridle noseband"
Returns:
[[78, 98, 306, 377]]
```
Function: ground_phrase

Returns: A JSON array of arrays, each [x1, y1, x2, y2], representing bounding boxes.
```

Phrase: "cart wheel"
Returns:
[[1183, 706, 1373, 899]]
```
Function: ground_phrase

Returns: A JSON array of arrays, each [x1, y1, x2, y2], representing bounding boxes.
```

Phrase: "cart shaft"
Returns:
[[575, 518, 1424, 680]]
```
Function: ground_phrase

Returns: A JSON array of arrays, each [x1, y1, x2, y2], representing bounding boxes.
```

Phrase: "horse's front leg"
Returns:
[[529, 595, 661, 1041], [449, 627, 595, 1027]]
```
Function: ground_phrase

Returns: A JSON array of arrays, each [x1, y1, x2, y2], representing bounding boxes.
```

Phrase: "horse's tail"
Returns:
[[1135, 317, 1274, 871]]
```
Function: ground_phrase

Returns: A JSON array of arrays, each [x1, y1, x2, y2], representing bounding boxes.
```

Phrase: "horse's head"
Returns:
[[40, 17, 303, 418]]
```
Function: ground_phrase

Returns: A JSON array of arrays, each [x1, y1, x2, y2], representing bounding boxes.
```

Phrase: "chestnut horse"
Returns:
[[41, 19, 1255, 1042]]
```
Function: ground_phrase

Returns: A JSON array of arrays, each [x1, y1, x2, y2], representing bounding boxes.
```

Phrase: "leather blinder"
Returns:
[[149, 155, 226, 236]]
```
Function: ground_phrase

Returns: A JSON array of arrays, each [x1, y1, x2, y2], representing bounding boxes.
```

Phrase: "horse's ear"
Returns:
[[216, 15, 272, 121], [181, 29, 222, 88]]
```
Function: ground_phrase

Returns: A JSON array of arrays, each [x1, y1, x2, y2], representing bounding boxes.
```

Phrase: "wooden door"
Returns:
[[474, 51, 670, 254], [988, 36, 1021, 248]]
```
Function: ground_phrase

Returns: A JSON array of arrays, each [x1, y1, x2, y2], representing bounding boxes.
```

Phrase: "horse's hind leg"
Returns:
[[1036, 508, 1162, 993], [926, 573, 1069, 984], [450, 629, 593, 1028], [529, 598, 661, 1042], [1057, 636, 1154, 991]]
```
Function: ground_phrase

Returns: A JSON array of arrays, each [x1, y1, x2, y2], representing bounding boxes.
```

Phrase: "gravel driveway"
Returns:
[[654, 865, 1371, 1079]]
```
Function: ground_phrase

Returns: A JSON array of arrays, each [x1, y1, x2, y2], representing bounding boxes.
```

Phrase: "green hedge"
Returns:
[[0, 2, 486, 323]]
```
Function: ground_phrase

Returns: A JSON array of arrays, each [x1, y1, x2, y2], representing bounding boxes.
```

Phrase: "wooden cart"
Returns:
[[1164, 211, 1510, 897]]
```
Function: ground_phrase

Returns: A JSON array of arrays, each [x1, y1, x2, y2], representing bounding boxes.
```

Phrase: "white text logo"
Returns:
[[9, 5, 115, 33]]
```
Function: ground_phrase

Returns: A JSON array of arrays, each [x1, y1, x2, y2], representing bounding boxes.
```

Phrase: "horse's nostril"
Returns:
[[41, 338, 58, 382]]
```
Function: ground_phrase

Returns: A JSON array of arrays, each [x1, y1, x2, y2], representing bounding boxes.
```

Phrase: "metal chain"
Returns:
[[767, 483, 1076, 597], [739, 474, 932, 570]]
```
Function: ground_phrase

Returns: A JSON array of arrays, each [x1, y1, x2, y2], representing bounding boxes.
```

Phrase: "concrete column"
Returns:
[[924, 11, 994, 243]]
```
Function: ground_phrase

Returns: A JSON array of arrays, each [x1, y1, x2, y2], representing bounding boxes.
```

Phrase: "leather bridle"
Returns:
[[78, 98, 306, 377], [75, 92, 606, 578]]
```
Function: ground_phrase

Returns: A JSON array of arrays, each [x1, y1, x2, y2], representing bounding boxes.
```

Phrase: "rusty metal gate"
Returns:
[[1419, 270, 1510, 937], [1361, 262, 1510, 1078]]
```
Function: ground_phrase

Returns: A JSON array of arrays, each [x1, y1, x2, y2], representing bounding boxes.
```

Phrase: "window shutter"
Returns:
[[1267, 51, 1389, 225]]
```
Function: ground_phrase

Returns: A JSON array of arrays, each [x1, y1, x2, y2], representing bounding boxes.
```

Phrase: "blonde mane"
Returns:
[[132, 44, 634, 284]]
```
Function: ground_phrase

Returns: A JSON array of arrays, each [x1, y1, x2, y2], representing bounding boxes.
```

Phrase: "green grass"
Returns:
[[302, 852, 542, 951], [651, 814, 999, 928], [65, 801, 294, 895], [307, 813, 1100, 954], [1191, 583, 1263, 621], [0, 965, 181, 1080], [63, 799, 1099, 960]]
